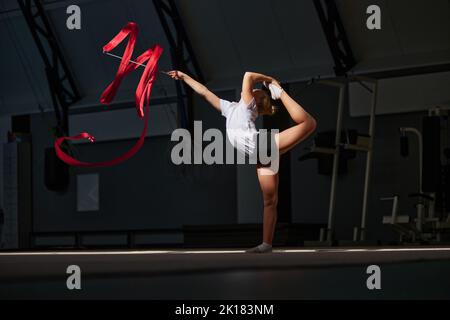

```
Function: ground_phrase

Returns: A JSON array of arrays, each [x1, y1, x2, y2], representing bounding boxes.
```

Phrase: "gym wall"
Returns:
[[0, 116, 12, 211]]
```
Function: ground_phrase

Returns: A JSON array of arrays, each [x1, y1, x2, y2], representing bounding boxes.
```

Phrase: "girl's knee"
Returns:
[[263, 193, 278, 208], [308, 116, 317, 133]]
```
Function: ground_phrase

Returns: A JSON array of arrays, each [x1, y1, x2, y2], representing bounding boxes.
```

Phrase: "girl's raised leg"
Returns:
[[276, 90, 317, 155]]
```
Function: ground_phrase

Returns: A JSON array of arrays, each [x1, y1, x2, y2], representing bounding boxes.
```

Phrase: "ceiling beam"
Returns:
[[17, 0, 81, 136], [153, 0, 205, 132], [313, 0, 356, 76]]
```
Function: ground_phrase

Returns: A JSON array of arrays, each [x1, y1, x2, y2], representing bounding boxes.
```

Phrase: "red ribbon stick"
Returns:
[[54, 22, 163, 167]]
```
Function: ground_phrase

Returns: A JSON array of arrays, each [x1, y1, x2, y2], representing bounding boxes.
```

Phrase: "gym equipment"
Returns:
[[300, 129, 369, 175], [382, 107, 450, 243], [302, 76, 378, 245]]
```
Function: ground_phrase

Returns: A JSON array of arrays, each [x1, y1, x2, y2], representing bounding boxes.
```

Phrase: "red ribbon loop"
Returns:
[[54, 22, 163, 167]]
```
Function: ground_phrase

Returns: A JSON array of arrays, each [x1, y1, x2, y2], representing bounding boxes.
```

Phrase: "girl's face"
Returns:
[[253, 89, 271, 115]]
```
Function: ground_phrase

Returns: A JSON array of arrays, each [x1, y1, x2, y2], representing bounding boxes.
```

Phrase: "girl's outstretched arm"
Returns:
[[167, 70, 220, 111]]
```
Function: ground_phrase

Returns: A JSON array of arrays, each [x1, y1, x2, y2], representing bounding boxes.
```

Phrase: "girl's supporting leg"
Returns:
[[257, 166, 279, 245], [247, 87, 315, 253]]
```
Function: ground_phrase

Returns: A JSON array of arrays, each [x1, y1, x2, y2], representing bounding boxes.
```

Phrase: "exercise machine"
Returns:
[[301, 76, 378, 245], [382, 107, 450, 243]]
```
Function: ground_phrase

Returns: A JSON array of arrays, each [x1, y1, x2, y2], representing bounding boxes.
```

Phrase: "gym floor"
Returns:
[[1, 247, 450, 299]]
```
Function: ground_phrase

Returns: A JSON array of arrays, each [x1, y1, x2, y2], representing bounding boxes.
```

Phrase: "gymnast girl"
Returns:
[[167, 70, 317, 253]]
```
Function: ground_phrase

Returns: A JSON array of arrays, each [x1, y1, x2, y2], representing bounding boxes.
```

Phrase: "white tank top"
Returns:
[[220, 98, 258, 156]]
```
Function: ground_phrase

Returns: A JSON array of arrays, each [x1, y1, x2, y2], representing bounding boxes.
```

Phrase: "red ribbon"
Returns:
[[54, 22, 163, 167]]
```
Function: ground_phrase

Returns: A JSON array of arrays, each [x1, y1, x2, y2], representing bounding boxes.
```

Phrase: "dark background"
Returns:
[[0, 0, 449, 248]]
